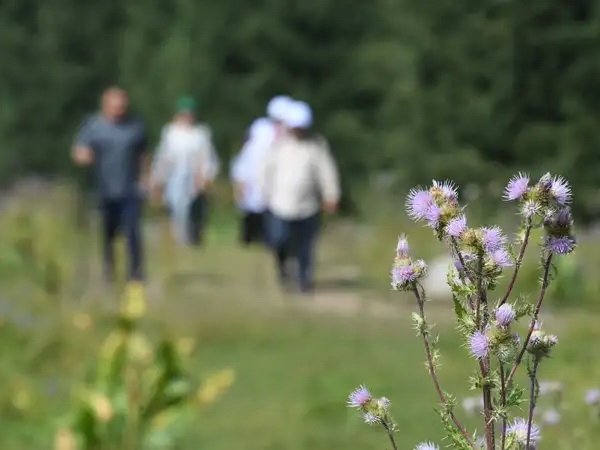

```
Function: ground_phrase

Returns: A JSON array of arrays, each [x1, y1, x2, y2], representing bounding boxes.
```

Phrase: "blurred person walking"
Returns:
[[260, 100, 340, 294], [230, 118, 276, 245], [150, 96, 218, 246], [72, 87, 149, 282]]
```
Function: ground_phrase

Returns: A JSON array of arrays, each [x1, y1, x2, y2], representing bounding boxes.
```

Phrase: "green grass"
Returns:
[[0, 187, 599, 449]]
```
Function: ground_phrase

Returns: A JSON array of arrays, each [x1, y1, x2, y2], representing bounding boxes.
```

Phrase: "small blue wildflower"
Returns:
[[585, 388, 600, 406], [542, 409, 561, 426]]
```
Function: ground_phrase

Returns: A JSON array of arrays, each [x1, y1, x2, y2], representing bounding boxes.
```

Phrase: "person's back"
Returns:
[[263, 134, 338, 220]]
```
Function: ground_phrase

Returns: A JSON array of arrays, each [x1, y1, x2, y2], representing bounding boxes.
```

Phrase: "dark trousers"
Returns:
[[240, 211, 266, 245], [268, 212, 320, 292], [100, 197, 144, 281]]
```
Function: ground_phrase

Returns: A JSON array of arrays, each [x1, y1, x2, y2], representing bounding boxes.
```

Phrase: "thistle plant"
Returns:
[[348, 173, 575, 449]]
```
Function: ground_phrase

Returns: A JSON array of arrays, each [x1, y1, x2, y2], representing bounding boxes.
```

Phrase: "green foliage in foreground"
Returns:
[[0, 189, 599, 449]]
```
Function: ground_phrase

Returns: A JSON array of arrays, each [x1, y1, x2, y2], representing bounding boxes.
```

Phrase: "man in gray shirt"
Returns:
[[73, 87, 148, 281]]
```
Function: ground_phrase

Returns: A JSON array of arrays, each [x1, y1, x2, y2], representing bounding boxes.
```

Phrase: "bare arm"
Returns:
[[72, 117, 94, 166], [314, 139, 341, 213]]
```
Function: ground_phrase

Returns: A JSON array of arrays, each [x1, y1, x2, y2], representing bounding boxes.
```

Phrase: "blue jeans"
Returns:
[[268, 212, 320, 292], [100, 197, 144, 281]]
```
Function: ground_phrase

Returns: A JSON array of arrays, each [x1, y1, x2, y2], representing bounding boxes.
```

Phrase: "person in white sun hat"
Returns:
[[266, 95, 294, 140], [260, 100, 340, 294], [230, 117, 276, 245]]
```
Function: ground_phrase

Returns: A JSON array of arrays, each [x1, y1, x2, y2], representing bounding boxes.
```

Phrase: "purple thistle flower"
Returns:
[[490, 248, 512, 267], [550, 175, 572, 205], [396, 234, 410, 258], [433, 179, 458, 202], [407, 189, 434, 221], [415, 442, 439, 450], [504, 172, 530, 201], [469, 330, 490, 360], [362, 411, 381, 425], [391, 265, 418, 289], [347, 385, 372, 409], [424, 203, 442, 228], [482, 226, 506, 253], [545, 235, 576, 255], [542, 409, 561, 426], [446, 215, 467, 238], [585, 388, 600, 405], [496, 304, 516, 327], [507, 417, 541, 447]]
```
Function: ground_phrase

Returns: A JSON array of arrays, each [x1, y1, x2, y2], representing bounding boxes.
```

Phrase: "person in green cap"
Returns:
[[150, 96, 219, 245]]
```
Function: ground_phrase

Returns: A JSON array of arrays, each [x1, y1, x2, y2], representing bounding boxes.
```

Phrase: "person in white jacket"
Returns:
[[151, 96, 218, 245], [230, 118, 275, 244], [260, 100, 340, 293]]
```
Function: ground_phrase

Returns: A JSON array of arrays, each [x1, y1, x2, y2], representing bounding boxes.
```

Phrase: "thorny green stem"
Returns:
[[412, 285, 477, 450], [506, 253, 553, 386], [474, 255, 495, 450], [526, 358, 540, 450], [499, 361, 508, 450], [382, 422, 398, 450], [499, 223, 533, 306], [450, 238, 474, 310], [475, 255, 484, 329]]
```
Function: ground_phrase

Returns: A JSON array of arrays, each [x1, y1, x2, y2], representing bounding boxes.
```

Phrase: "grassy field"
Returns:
[[0, 186, 599, 449]]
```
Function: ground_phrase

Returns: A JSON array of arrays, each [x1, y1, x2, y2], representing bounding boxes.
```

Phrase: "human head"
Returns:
[[282, 100, 313, 138], [248, 117, 275, 143], [101, 87, 129, 120], [174, 96, 197, 124], [267, 95, 293, 123]]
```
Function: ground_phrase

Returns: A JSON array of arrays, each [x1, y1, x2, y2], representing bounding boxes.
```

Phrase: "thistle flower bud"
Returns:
[[520, 199, 540, 219], [528, 323, 558, 359], [495, 304, 516, 327], [538, 173, 553, 191], [363, 411, 381, 425], [396, 234, 410, 259], [507, 418, 541, 447], [415, 442, 439, 450]]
